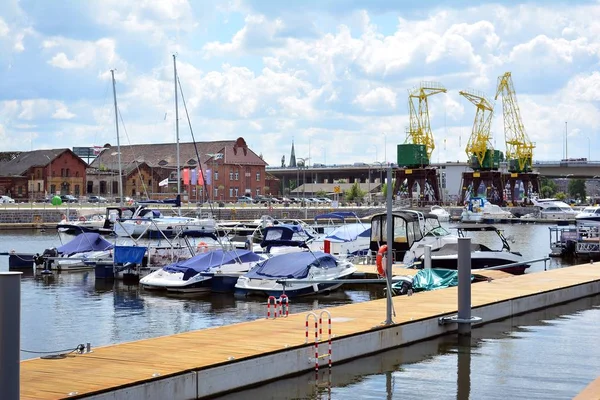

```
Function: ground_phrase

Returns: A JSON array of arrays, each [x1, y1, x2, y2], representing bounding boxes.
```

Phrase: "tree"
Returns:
[[568, 179, 586, 201], [382, 179, 396, 198], [344, 182, 366, 202], [555, 192, 567, 201], [539, 177, 558, 197], [315, 190, 328, 198]]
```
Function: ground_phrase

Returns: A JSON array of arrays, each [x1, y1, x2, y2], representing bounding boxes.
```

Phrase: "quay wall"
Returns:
[[0, 205, 539, 226]]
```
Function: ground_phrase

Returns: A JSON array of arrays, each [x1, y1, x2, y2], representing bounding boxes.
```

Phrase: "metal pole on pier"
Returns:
[[424, 245, 432, 269], [0, 271, 22, 400], [457, 237, 472, 335], [384, 164, 394, 325]]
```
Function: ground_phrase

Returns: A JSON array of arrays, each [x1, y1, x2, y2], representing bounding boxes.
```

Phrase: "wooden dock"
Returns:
[[21, 263, 600, 400], [575, 376, 600, 400]]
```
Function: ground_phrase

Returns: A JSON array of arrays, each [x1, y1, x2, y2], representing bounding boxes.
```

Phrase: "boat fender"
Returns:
[[196, 241, 209, 253], [376, 245, 388, 277], [79, 216, 86, 222]]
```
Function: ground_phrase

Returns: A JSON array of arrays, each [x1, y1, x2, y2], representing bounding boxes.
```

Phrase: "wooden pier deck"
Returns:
[[21, 263, 600, 400], [575, 376, 600, 400]]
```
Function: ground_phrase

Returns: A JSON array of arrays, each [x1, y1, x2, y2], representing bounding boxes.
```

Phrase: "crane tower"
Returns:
[[494, 72, 535, 173], [404, 81, 447, 163], [458, 89, 506, 205]]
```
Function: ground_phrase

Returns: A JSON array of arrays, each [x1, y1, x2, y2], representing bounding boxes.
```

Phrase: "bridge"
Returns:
[[266, 160, 600, 186]]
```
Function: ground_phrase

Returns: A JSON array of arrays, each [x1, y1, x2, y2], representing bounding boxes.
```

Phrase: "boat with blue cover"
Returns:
[[139, 248, 266, 293], [35, 232, 114, 271]]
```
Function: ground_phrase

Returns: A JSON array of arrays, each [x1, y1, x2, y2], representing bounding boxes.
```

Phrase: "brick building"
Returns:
[[0, 149, 87, 202], [87, 137, 268, 202]]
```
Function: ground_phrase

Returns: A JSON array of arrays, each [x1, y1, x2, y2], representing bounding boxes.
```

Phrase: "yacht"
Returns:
[[35, 232, 114, 271], [530, 198, 578, 220], [369, 211, 528, 274], [234, 224, 357, 297], [429, 205, 451, 222], [461, 197, 513, 222], [575, 206, 600, 225]]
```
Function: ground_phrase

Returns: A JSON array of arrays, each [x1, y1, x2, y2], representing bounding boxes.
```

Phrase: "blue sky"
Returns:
[[1, 0, 599, 166]]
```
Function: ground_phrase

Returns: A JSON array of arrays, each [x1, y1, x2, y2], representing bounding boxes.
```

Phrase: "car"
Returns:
[[88, 195, 108, 203], [60, 194, 79, 203], [237, 196, 254, 204], [0, 195, 15, 203]]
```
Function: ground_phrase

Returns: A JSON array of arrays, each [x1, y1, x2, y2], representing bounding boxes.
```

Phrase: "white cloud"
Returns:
[[353, 87, 396, 111], [0, 18, 9, 37], [52, 105, 76, 120], [46, 37, 121, 70]]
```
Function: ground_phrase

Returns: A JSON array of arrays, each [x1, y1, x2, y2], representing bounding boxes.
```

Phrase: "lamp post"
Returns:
[[298, 157, 310, 203], [372, 161, 385, 196], [382, 133, 387, 163], [586, 136, 591, 160]]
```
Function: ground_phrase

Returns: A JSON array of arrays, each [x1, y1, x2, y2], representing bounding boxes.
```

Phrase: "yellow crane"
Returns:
[[494, 72, 535, 172], [459, 88, 496, 169], [406, 81, 447, 162]]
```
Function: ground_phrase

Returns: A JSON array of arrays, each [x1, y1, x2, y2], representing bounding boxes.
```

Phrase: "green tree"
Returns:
[[315, 190, 328, 198], [539, 177, 558, 197], [568, 179, 586, 201], [344, 182, 366, 202], [382, 179, 396, 198], [555, 192, 567, 201]]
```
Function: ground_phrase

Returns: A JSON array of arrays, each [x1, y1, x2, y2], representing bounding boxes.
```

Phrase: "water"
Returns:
[[0, 223, 593, 399]]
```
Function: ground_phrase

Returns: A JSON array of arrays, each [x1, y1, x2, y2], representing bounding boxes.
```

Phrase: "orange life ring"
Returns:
[[376, 245, 388, 277], [78, 216, 86, 222], [196, 241, 209, 253]]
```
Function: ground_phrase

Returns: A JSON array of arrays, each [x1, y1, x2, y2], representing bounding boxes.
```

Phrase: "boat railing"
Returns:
[[478, 257, 550, 271]]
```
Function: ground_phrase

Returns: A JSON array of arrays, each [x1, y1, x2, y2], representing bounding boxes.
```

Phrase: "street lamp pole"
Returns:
[[587, 136, 591, 160], [298, 157, 309, 202]]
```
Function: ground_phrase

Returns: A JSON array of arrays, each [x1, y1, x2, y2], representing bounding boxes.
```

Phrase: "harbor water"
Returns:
[[1, 223, 597, 399]]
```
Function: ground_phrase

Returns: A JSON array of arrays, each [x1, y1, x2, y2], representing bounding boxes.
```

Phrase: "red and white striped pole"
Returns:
[[266, 296, 277, 319], [314, 318, 319, 372]]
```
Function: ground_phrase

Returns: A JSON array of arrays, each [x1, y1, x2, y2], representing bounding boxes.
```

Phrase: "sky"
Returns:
[[1, 0, 599, 167]]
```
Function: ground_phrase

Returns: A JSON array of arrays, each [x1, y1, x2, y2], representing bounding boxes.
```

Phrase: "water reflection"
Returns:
[[213, 295, 600, 400]]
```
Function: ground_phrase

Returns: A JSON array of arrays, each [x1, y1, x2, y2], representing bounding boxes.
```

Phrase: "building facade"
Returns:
[[87, 137, 268, 202], [0, 149, 87, 202]]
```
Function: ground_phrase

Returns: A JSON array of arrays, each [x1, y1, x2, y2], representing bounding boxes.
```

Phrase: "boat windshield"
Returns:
[[424, 226, 450, 237]]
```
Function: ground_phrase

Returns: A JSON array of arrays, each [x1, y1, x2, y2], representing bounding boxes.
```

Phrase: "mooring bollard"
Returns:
[[424, 245, 432, 269], [457, 237, 472, 336], [0, 272, 22, 400]]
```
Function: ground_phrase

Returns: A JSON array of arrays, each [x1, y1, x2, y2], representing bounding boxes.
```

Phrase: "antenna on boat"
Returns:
[[174, 54, 181, 216], [111, 69, 124, 207]]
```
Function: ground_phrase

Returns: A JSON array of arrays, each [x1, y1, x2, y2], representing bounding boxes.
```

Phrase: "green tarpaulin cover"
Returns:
[[392, 268, 473, 292]]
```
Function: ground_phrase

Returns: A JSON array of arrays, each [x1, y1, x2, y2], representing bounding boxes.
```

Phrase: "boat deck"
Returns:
[[21, 263, 600, 400], [353, 263, 514, 281]]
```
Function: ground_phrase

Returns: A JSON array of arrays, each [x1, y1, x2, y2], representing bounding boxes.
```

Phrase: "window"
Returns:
[[256, 188, 260, 197], [66, 168, 70, 177], [215, 171, 219, 181], [61, 168, 65, 177], [229, 188, 233, 197], [234, 171, 239, 180], [37, 183, 41, 192], [256, 172, 260, 181], [214, 188, 218, 197], [18, 186, 22, 195], [229, 171, 234, 180], [74, 185, 80, 196], [75, 171, 79, 177], [234, 187, 239, 196]]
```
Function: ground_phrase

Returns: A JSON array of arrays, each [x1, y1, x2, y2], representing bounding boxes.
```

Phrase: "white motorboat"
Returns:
[[114, 204, 216, 238], [529, 198, 578, 220], [461, 197, 513, 222], [234, 251, 357, 298], [575, 205, 600, 225], [57, 213, 109, 235], [140, 248, 266, 293], [308, 212, 371, 259], [35, 232, 114, 271], [429, 205, 451, 222], [234, 224, 357, 297], [369, 211, 528, 275]]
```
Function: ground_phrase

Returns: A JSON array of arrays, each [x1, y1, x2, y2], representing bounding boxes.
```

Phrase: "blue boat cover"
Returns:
[[163, 249, 263, 280], [57, 232, 114, 255], [114, 246, 147, 264], [260, 225, 313, 252], [326, 223, 371, 242], [244, 251, 338, 280]]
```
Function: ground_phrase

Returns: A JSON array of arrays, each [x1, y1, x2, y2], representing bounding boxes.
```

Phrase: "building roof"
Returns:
[[89, 137, 267, 171], [0, 149, 70, 176]]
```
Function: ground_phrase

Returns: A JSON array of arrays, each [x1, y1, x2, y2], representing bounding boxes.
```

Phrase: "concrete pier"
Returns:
[[21, 263, 600, 400]]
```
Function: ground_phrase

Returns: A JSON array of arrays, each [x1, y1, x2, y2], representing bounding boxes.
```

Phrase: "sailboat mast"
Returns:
[[111, 69, 124, 206], [174, 54, 181, 199]]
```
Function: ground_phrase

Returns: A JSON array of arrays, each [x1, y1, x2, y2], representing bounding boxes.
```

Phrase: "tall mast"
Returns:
[[111, 69, 124, 206], [174, 55, 181, 201]]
